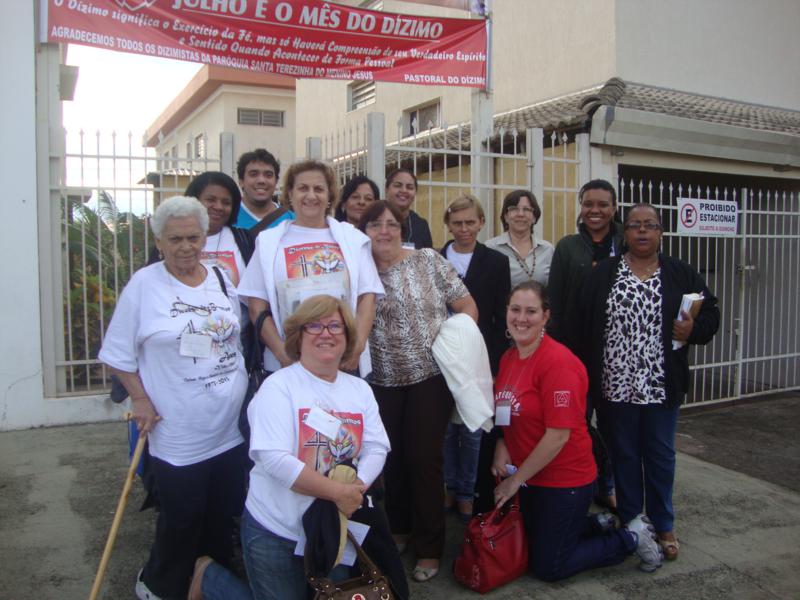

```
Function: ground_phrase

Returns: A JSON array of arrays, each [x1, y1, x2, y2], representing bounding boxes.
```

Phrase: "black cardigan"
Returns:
[[574, 255, 720, 408], [441, 240, 511, 375]]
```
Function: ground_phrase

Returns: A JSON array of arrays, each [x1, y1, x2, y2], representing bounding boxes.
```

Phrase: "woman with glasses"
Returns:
[[486, 190, 554, 287], [360, 200, 478, 582], [238, 160, 383, 376], [189, 295, 393, 600], [575, 203, 720, 564]]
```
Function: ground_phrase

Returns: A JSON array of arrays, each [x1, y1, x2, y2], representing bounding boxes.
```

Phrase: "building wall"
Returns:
[[296, 0, 618, 148], [615, 0, 800, 110], [156, 86, 296, 172]]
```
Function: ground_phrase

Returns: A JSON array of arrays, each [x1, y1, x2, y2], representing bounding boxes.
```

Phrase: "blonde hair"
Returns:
[[444, 193, 485, 224], [283, 295, 358, 364]]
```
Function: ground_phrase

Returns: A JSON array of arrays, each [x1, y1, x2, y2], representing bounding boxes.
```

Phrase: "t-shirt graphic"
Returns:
[[279, 242, 348, 318], [172, 296, 237, 365], [297, 408, 364, 474], [201, 250, 239, 286]]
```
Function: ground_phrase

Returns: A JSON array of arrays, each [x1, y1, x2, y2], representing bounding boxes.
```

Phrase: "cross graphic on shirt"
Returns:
[[292, 254, 310, 278], [303, 432, 329, 472]]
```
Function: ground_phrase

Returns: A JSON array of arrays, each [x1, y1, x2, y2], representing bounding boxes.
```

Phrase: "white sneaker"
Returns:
[[135, 569, 163, 600], [593, 511, 618, 533], [626, 514, 663, 572]]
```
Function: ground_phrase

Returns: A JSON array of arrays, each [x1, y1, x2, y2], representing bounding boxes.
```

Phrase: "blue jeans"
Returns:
[[202, 509, 350, 600], [519, 482, 635, 582], [600, 401, 680, 532], [443, 423, 482, 502]]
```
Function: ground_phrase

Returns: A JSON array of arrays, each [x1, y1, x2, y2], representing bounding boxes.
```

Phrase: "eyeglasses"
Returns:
[[366, 220, 401, 231], [624, 221, 661, 231], [303, 321, 345, 335], [506, 206, 534, 214]]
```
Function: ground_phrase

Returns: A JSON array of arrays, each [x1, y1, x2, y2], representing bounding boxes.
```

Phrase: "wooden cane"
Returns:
[[88, 421, 147, 600]]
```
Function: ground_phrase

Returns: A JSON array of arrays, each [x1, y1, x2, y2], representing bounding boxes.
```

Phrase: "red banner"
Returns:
[[46, 0, 487, 87]]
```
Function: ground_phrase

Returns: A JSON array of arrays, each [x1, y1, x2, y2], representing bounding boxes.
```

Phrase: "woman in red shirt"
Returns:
[[492, 281, 663, 580]]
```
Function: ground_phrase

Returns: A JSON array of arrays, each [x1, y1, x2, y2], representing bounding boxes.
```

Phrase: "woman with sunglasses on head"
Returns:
[[486, 190, 555, 288], [575, 203, 720, 564], [360, 200, 477, 583], [238, 160, 383, 376]]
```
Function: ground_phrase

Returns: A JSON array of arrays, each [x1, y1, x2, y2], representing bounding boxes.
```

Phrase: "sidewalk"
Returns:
[[1, 396, 799, 600]]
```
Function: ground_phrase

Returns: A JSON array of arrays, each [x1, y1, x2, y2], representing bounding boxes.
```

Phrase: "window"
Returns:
[[185, 142, 191, 161], [348, 80, 376, 112], [193, 134, 206, 159], [403, 100, 440, 136], [170, 145, 178, 169], [237, 108, 285, 127]]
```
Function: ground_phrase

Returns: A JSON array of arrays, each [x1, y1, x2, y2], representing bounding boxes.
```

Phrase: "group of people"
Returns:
[[100, 149, 719, 599]]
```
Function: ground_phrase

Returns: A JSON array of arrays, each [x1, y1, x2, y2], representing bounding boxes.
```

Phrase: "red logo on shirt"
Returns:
[[554, 391, 571, 408]]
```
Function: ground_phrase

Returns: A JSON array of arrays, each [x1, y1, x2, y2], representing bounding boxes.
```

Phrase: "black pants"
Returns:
[[142, 443, 248, 598], [371, 374, 453, 559]]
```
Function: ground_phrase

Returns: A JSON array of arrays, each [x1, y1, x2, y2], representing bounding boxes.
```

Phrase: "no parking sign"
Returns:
[[677, 198, 738, 237]]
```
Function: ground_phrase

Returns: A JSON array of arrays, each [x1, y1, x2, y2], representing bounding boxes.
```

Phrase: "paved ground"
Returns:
[[1, 394, 799, 600]]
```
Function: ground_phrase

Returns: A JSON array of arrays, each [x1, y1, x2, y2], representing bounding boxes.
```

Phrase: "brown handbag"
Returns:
[[307, 531, 395, 600]]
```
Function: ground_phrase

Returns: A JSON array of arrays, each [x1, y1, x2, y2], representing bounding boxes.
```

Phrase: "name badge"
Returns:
[[179, 333, 212, 359], [306, 405, 342, 440], [495, 402, 512, 427], [401, 242, 416, 250]]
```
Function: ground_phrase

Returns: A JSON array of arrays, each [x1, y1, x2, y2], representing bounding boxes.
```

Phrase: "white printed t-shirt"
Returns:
[[238, 218, 384, 373], [201, 226, 245, 286], [99, 262, 247, 466], [245, 362, 390, 542]]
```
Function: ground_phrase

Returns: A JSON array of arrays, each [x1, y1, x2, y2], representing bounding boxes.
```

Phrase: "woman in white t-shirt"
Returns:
[[238, 160, 384, 375], [99, 196, 248, 600], [188, 295, 393, 600], [186, 171, 255, 286]]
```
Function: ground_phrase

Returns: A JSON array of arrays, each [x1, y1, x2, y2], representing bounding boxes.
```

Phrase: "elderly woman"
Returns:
[[576, 203, 720, 562], [334, 175, 379, 226], [99, 196, 248, 600], [361, 200, 478, 582], [492, 281, 663, 580], [440, 194, 511, 518], [238, 160, 383, 374], [186, 171, 255, 285], [187, 295, 392, 600], [384, 168, 433, 249], [486, 190, 554, 287]]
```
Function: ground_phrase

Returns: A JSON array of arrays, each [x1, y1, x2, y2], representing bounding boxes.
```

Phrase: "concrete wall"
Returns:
[[157, 86, 296, 171], [615, 0, 800, 110]]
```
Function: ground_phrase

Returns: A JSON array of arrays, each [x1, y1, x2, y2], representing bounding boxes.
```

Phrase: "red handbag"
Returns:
[[453, 495, 529, 594]]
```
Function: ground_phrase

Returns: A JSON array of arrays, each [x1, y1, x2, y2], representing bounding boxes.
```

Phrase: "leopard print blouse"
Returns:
[[601, 259, 666, 404], [369, 249, 469, 387]]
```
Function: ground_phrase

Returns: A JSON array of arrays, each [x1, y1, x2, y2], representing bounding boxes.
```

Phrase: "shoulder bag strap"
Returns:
[[250, 205, 289, 237], [211, 265, 228, 298]]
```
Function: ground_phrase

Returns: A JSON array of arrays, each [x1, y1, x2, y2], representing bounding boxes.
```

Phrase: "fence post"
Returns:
[[471, 90, 494, 236], [528, 127, 544, 241], [219, 132, 235, 176], [733, 187, 748, 399], [306, 137, 322, 161], [366, 112, 386, 191], [576, 132, 590, 211]]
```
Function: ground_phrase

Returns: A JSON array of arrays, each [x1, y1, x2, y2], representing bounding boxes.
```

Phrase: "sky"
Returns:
[[63, 45, 200, 142], [61, 45, 202, 214]]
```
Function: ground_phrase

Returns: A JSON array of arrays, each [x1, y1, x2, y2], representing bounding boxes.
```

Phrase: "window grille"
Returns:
[[237, 108, 285, 127]]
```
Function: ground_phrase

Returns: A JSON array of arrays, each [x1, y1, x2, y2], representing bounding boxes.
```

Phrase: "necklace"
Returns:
[[623, 254, 659, 281], [516, 328, 545, 359], [509, 234, 537, 281]]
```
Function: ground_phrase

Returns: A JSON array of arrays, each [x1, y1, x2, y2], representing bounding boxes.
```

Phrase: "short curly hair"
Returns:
[[283, 295, 358, 364]]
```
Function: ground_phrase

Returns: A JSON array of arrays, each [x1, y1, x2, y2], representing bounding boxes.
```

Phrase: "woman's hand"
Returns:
[[491, 439, 511, 478], [673, 310, 694, 342], [131, 395, 161, 434], [493, 474, 522, 508], [334, 481, 367, 517]]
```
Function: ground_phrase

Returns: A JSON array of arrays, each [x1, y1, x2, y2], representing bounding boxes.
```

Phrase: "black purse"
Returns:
[[239, 308, 271, 440], [307, 531, 395, 600]]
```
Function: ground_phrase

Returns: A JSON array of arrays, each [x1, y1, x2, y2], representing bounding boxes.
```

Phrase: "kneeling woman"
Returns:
[[192, 295, 392, 600], [492, 282, 663, 581]]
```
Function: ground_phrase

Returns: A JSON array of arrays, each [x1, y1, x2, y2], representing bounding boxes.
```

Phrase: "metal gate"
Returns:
[[618, 178, 800, 406], [44, 129, 220, 396]]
